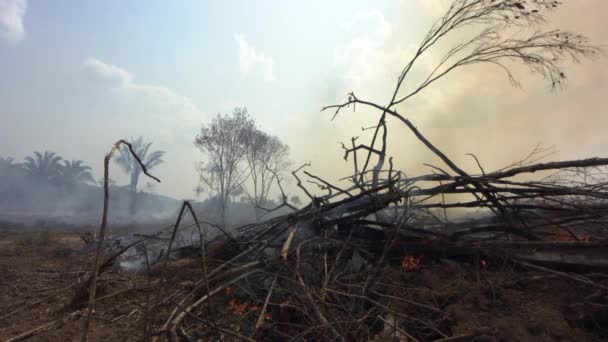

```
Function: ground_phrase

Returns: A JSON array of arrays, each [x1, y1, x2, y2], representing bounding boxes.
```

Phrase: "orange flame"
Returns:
[[402, 255, 421, 271], [228, 299, 249, 315], [227, 300, 273, 321]]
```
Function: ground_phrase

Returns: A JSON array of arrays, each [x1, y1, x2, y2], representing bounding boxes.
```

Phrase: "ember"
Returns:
[[228, 299, 249, 315], [402, 255, 422, 272]]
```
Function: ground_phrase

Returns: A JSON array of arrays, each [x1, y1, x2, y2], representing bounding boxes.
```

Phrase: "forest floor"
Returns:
[[0, 228, 606, 341]]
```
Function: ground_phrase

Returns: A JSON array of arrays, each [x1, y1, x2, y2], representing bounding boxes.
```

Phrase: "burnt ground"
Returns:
[[0, 229, 606, 341]]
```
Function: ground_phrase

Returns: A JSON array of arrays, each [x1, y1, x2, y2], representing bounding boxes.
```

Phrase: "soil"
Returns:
[[0, 229, 606, 341]]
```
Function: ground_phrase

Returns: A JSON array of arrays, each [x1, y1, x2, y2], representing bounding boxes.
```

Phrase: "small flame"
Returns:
[[228, 299, 248, 315], [225, 286, 272, 320], [227, 300, 272, 320], [402, 255, 421, 271]]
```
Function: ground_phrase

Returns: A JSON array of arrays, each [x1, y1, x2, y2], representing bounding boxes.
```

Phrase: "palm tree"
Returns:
[[0, 156, 22, 175], [114, 136, 165, 213], [22, 151, 63, 183], [0, 156, 25, 205], [59, 160, 95, 188], [97, 177, 117, 188]]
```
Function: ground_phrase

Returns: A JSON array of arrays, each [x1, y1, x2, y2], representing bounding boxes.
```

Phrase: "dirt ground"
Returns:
[[0, 229, 606, 341]]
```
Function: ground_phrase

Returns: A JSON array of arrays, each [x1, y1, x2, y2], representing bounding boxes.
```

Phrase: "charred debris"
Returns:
[[6, 1, 608, 341]]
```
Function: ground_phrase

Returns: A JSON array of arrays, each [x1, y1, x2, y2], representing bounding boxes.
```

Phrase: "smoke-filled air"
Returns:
[[1, 1, 608, 341]]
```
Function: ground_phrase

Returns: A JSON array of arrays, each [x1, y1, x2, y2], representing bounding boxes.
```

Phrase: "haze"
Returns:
[[1, 0, 607, 201]]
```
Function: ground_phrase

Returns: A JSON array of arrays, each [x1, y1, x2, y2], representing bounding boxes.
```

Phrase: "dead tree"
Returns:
[[195, 108, 255, 229], [243, 129, 291, 222]]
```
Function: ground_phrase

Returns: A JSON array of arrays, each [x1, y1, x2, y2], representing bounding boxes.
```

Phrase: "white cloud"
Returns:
[[0, 0, 26, 43], [82, 57, 206, 150], [82, 58, 202, 123], [234, 33, 276, 82], [81, 58, 207, 198], [329, 7, 458, 110], [331, 10, 410, 100], [83, 58, 134, 87]]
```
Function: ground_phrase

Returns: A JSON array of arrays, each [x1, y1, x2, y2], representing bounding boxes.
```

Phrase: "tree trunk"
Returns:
[[129, 172, 140, 216], [254, 205, 262, 223], [220, 193, 229, 231]]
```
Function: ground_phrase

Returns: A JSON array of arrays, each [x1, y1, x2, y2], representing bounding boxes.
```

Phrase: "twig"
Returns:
[[5, 320, 62, 342], [254, 274, 277, 331], [377, 315, 420, 342], [514, 259, 608, 291]]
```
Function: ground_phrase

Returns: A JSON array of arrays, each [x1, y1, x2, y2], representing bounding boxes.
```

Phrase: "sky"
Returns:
[[1, 0, 607, 200]]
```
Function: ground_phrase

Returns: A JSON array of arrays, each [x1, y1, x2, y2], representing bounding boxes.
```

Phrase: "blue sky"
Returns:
[[1, 0, 607, 200]]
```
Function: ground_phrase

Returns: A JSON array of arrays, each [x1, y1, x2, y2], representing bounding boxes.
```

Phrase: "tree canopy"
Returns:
[[195, 107, 291, 225]]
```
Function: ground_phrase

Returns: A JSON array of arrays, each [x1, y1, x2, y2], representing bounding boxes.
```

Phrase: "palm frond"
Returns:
[[114, 146, 133, 174], [77, 171, 95, 184], [139, 141, 152, 161]]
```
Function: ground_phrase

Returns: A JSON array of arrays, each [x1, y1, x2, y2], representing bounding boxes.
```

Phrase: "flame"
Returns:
[[225, 285, 272, 321], [480, 259, 488, 268], [402, 255, 421, 271], [227, 299, 272, 321], [228, 299, 248, 315]]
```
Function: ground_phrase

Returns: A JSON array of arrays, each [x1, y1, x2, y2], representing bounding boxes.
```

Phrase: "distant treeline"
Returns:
[[0, 150, 291, 229]]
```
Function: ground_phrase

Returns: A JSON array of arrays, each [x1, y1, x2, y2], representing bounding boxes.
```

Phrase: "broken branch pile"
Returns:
[[127, 148, 608, 341]]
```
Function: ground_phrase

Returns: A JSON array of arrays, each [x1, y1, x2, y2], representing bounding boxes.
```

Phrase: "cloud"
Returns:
[[334, 10, 392, 82], [329, 10, 418, 102], [416, 0, 450, 17], [82, 58, 208, 199], [82, 57, 202, 127], [341, 10, 392, 37], [233, 33, 276, 82], [83, 58, 134, 87], [0, 0, 26, 43]]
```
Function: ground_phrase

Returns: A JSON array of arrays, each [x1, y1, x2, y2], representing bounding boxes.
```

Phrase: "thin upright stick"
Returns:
[[80, 140, 160, 342]]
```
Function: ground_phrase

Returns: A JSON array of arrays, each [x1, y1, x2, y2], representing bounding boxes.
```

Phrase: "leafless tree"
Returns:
[[243, 129, 291, 221], [195, 108, 255, 228]]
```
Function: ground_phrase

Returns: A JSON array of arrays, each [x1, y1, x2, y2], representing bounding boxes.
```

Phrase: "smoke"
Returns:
[[0, 154, 294, 233], [0, 179, 180, 228], [285, 0, 608, 198], [1, 1, 606, 221]]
